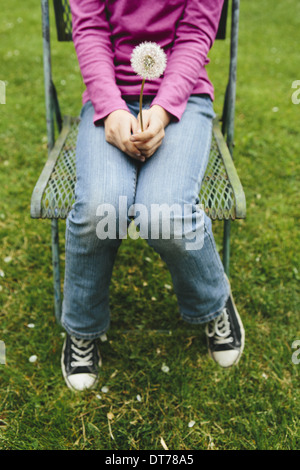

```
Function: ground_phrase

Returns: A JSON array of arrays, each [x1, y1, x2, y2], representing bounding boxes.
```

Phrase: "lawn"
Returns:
[[0, 0, 299, 450]]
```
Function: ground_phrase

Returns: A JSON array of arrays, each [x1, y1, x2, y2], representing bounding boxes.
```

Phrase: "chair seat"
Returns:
[[31, 116, 246, 221]]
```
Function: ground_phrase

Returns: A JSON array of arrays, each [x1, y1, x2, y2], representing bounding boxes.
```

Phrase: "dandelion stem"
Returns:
[[139, 78, 146, 132]]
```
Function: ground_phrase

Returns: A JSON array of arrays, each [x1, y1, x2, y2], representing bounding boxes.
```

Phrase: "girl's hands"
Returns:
[[104, 105, 171, 161], [130, 105, 171, 159], [104, 110, 144, 161]]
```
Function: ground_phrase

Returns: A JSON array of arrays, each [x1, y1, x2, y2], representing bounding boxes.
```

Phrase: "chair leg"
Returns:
[[223, 219, 231, 276], [51, 219, 62, 323]]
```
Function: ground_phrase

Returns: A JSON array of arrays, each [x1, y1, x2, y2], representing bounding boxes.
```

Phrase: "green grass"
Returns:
[[0, 0, 299, 450]]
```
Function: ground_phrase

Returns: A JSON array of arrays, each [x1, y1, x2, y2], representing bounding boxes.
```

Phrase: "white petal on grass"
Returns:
[[131, 42, 167, 80], [101, 385, 109, 393], [164, 284, 172, 290], [0, 270, 4, 278], [96, 394, 102, 399], [100, 333, 107, 342], [188, 420, 196, 428], [29, 355, 37, 363], [161, 363, 169, 373], [4, 256, 12, 263], [136, 394, 142, 402], [27, 323, 35, 328], [272, 107, 279, 112]]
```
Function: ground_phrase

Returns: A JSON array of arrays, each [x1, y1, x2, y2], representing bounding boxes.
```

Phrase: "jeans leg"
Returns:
[[61, 101, 138, 339], [135, 96, 230, 324]]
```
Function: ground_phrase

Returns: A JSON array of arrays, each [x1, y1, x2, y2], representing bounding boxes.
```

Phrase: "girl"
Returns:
[[61, 0, 245, 391]]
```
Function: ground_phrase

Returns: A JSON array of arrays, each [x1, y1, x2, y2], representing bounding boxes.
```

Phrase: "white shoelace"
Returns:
[[205, 309, 233, 345], [70, 337, 94, 368]]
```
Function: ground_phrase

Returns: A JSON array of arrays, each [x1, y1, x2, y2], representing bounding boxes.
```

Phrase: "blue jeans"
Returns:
[[61, 96, 230, 339]]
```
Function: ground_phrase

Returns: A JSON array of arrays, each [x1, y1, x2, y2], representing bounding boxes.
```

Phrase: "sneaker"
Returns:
[[61, 334, 102, 391], [205, 286, 245, 368]]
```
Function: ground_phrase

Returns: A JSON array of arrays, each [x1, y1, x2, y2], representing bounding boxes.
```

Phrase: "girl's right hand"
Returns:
[[104, 110, 145, 161]]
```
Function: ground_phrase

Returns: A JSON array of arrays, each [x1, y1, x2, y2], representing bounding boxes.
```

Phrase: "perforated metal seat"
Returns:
[[30, 116, 245, 221]]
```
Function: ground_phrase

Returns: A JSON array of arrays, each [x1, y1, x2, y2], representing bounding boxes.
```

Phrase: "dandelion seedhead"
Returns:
[[131, 41, 167, 80]]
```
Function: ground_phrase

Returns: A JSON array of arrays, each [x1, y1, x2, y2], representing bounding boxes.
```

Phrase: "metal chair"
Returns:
[[31, 0, 246, 324]]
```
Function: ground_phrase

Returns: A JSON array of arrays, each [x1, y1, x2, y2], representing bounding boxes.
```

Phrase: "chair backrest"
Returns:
[[53, 0, 229, 42]]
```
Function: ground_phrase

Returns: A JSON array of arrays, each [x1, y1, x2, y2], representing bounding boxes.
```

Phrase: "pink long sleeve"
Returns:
[[69, 0, 224, 123], [151, 0, 224, 120], [69, 0, 130, 122]]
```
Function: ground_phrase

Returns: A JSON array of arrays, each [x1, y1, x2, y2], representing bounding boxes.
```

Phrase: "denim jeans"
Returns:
[[61, 95, 230, 339]]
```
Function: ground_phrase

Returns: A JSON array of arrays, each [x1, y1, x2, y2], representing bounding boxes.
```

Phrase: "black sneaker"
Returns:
[[61, 334, 102, 391], [205, 288, 245, 368]]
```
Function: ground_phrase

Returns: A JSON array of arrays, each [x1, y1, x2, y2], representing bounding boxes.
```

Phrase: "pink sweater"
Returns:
[[69, 0, 224, 123]]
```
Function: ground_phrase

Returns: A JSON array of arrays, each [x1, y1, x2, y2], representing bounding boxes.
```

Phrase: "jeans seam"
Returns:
[[61, 317, 110, 340], [181, 304, 225, 325]]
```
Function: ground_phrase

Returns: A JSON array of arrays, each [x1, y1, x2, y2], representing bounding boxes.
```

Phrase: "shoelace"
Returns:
[[205, 309, 233, 345], [70, 337, 95, 368]]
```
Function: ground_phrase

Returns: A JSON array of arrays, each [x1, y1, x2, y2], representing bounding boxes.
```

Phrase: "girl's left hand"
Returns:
[[130, 105, 171, 159]]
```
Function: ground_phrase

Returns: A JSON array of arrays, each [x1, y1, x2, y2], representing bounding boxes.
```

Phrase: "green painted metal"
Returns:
[[213, 119, 246, 219], [41, 0, 54, 150], [223, 219, 231, 276], [30, 116, 74, 218], [220, 0, 241, 271], [51, 219, 62, 322], [40, 0, 62, 322]]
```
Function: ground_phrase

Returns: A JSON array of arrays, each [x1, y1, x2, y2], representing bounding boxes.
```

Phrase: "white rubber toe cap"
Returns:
[[212, 349, 240, 368], [67, 373, 98, 391]]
